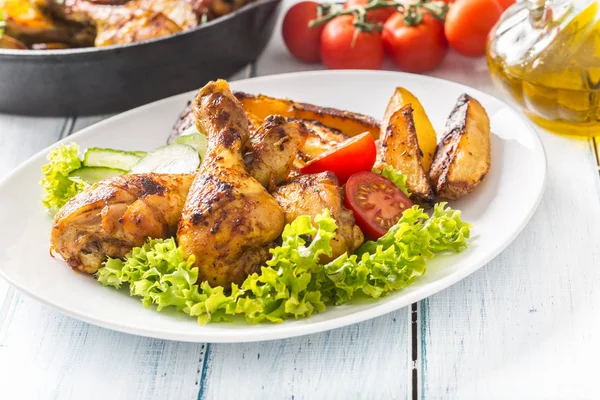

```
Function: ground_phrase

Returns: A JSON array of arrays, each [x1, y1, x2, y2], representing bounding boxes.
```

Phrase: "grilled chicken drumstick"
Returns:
[[177, 80, 285, 287], [244, 115, 308, 192], [273, 172, 364, 262], [50, 173, 194, 274], [49, 111, 303, 276]]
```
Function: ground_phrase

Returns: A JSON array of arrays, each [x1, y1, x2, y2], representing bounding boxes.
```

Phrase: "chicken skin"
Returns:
[[244, 115, 308, 192], [50, 173, 193, 274], [43, 0, 197, 46], [291, 119, 349, 170], [273, 172, 364, 262], [177, 80, 285, 287]]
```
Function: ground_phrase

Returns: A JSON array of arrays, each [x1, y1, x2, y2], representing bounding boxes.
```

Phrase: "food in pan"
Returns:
[[0, 0, 256, 49], [42, 80, 491, 324]]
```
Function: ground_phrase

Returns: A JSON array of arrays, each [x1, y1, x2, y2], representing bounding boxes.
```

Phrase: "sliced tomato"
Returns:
[[344, 171, 413, 239], [300, 132, 377, 184]]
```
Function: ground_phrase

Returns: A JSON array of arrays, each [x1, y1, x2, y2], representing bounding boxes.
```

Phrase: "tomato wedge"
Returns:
[[344, 171, 413, 239], [300, 132, 377, 184]]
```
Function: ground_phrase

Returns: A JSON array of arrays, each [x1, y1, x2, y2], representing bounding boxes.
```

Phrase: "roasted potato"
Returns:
[[429, 94, 491, 200], [168, 101, 195, 143], [379, 104, 436, 207], [234, 92, 380, 138], [382, 87, 438, 172]]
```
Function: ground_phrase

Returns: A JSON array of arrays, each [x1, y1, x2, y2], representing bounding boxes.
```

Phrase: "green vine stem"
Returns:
[[309, 0, 449, 32]]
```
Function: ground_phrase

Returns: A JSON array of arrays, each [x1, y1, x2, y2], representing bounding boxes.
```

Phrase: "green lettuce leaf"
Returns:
[[96, 210, 338, 324], [40, 143, 88, 212], [324, 203, 471, 304], [96, 238, 199, 312], [95, 204, 471, 324], [373, 165, 410, 197]]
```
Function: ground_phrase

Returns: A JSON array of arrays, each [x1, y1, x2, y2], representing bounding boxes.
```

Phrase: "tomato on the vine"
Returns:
[[282, 1, 324, 63], [445, 0, 503, 57], [300, 132, 377, 184], [320, 16, 384, 70], [343, 0, 396, 24], [382, 12, 448, 73], [344, 171, 413, 239]]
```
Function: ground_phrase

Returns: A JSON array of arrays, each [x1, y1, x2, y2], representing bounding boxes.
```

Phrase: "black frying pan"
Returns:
[[0, 0, 280, 116]]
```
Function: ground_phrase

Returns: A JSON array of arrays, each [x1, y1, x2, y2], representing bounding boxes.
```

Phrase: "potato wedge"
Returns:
[[234, 92, 380, 138], [168, 101, 195, 143], [379, 104, 436, 207], [429, 94, 491, 200], [382, 87, 438, 172]]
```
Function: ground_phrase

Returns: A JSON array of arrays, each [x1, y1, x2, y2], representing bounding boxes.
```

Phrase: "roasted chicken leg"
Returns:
[[273, 172, 364, 262], [42, 0, 197, 46], [244, 115, 308, 192], [50, 173, 194, 274], [177, 80, 285, 287]]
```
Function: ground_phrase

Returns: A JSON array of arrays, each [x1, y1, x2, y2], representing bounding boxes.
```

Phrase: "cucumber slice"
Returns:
[[174, 133, 208, 159], [83, 148, 145, 171], [132, 151, 148, 158], [69, 166, 126, 183], [130, 143, 200, 174]]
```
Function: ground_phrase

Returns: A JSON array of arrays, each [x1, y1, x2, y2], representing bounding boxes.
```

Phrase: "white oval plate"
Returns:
[[0, 71, 546, 343]]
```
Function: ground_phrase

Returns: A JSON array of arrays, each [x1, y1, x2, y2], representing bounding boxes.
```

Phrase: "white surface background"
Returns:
[[0, 1, 599, 398]]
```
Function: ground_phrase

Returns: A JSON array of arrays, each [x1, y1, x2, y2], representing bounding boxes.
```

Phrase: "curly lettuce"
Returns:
[[96, 210, 337, 324], [96, 205, 471, 324], [40, 143, 88, 212], [324, 203, 471, 304], [373, 165, 410, 197]]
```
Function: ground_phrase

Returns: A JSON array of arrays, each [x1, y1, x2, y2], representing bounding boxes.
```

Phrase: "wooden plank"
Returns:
[[200, 311, 411, 400], [0, 294, 206, 400], [0, 115, 205, 400], [420, 131, 600, 398], [198, 18, 413, 400], [0, 115, 68, 179], [0, 115, 68, 325], [0, 64, 256, 400]]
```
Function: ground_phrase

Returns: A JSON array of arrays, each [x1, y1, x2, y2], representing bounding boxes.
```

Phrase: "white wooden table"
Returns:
[[1, 3, 599, 399]]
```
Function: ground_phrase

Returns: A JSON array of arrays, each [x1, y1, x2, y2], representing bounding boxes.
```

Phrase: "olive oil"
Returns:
[[487, 0, 600, 137]]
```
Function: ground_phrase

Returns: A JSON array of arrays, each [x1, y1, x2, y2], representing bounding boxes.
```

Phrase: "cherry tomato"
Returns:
[[320, 16, 385, 70], [343, 0, 396, 24], [300, 132, 377, 184], [344, 171, 413, 239], [382, 12, 448, 73], [445, 0, 503, 57], [282, 1, 324, 63], [496, 0, 516, 9]]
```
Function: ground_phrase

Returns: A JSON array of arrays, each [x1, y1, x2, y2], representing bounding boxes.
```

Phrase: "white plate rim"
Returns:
[[0, 70, 547, 343]]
